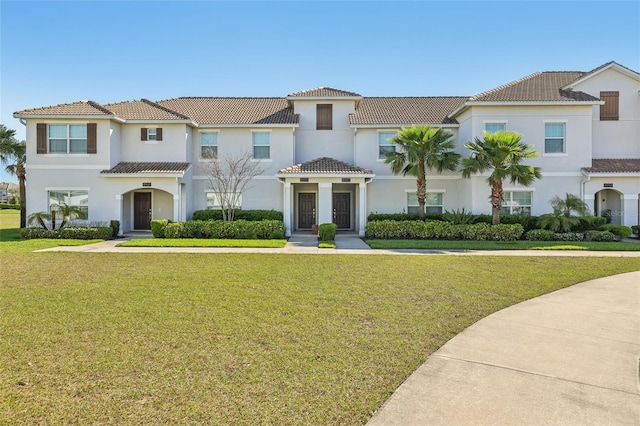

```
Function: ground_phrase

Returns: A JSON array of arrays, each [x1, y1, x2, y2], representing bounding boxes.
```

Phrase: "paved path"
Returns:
[[367, 271, 640, 425]]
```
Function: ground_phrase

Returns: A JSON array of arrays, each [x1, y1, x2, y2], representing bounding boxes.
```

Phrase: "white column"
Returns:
[[115, 194, 124, 235], [623, 194, 638, 227], [318, 182, 332, 225], [283, 182, 292, 237], [173, 194, 180, 223], [358, 182, 367, 237]]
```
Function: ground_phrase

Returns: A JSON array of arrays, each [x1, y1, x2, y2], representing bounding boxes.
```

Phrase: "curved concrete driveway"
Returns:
[[367, 271, 640, 425]]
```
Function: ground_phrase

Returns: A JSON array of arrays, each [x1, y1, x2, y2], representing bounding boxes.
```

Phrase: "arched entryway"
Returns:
[[121, 188, 176, 231], [594, 188, 623, 224]]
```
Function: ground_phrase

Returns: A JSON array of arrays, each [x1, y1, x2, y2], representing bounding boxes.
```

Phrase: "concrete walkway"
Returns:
[[367, 271, 640, 425]]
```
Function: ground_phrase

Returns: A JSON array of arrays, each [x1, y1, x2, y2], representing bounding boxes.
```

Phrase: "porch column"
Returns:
[[173, 194, 180, 223], [283, 181, 292, 237], [623, 194, 638, 227], [115, 194, 124, 236], [358, 181, 367, 237], [318, 182, 332, 225], [584, 194, 596, 216]]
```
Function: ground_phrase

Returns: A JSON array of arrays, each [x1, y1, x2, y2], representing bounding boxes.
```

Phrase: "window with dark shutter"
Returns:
[[316, 104, 332, 130], [37, 123, 47, 154], [141, 128, 148, 141], [87, 123, 97, 154], [156, 128, 162, 141], [600, 91, 619, 121]]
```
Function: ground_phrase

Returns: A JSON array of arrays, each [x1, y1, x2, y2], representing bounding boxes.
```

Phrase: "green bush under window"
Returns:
[[192, 209, 283, 222], [162, 220, 285, 239]]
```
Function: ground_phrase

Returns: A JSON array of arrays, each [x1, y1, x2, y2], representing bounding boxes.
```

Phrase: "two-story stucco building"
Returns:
[[14, 61, 640, 235]]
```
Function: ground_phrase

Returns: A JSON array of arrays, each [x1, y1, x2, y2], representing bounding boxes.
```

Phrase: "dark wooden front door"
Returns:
[[333, 193, 350, 229], [298, 193, 316, 229], [134, 192, 151, 230]]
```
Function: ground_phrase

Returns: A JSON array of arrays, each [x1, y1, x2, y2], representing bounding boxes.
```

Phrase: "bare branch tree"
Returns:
[[201, 150, 264, 221]]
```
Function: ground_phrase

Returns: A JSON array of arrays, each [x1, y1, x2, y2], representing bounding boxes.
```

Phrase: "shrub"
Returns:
[[366, 213, 444, 222], [110, 220, 120, 238], [20, 228, 56, 239], [442, 208, 476, 225], [164, 222, 185, 238], [0, 203, 20, 210], [150, 219, 171, 238], [364, 220, 523, 241], [191, 209, 283, 221], [583, 230, 616, 242], [553, 232, 584, 241], [525, 229, 555, 241], [318, 223, 337, 241], [599, 224, 632, 239], [20, 226, 113, 240], [161, 220, 286, 239], [574, 216, 607, 232], [632, 225, 639, 236]]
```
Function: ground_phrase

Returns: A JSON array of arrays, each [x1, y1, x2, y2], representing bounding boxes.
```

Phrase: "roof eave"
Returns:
[[563, 62, 640, 89], [195, 123, 299, 128], [285, 96, 363, 101], [123, 119, 194, 124], [582, 171, 640, 177], [100, 172, 187, 178], [13, 113, 123, 122], [449, 100, 603, 118], [276, 173, 375, 178], [350, 123, 459, 129]]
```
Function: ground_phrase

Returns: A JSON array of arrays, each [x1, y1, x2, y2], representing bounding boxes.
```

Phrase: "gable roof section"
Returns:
[[14, 100, 114, 117], [278, 157, 373, 175], [104, 99, 190, 121], [156, 97, 299, 125], [564, 61, 640, 89], [350, 97, 467, 126], [469, 72, 597, 102], [582, 158, 640, 174], [287, 87, 362, 98], [101, 162, 191, 175]]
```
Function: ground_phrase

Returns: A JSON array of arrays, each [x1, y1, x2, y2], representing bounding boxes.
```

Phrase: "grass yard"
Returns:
[[118, 238, 288, 248], [366, 239, 640, 251], [1, 244, 640, 424], [0, 209, 20, 241]]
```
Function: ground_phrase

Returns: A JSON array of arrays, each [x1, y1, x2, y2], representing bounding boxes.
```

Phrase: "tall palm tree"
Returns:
[[0, 125, 26, 228], [385, 125, 461, 220], [461, 131, 542, 225]]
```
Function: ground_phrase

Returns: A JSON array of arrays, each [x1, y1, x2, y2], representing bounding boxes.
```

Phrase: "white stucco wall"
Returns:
[[120, 123, 189, 162]]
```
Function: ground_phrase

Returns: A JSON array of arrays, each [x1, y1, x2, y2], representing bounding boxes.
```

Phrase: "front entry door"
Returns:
[[333, 193, 350, 229], [298, 193, 316, 229], [134, 192, 151, 230]]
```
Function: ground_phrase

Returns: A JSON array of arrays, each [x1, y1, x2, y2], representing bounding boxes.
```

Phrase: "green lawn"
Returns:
[[1, 245, 640, 424], [366, 239, 640, 251], [118, 238, 287, 248], [0, 209, 20, 241]]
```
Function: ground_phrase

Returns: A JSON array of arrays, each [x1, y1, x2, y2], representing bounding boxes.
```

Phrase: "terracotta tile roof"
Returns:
[[278, 157, 373, 175], [470, 72, 599, 102], [583, 159, 640, 174], [15, 100, 113, 116], [104, 99, 190, 120], [287, 87, 362, 98], [156, 97, 298, 125], [350, 97, 467, 125], [101, 162, 191, 174]]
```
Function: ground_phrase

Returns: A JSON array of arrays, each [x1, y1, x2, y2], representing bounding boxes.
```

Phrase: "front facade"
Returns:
[[14, 62, 640, 235]]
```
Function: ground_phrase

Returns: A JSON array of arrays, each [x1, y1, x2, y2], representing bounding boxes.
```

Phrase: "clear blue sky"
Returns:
[[1, 0, 639, 183]]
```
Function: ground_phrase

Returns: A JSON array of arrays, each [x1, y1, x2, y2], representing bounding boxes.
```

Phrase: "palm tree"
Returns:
[[550, 193, 589, 217], [461, 131, 542, 225], [57, 203, 87, 228], [537, 193, 589, 232], [385, 125, 461, 220], [0, 125, 26, 228]]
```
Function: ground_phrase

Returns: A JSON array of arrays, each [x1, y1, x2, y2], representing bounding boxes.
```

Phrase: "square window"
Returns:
[[206, 192, 242, 209], [200, 132, 218, 158], [407, 192, 443, 215], [47, 124, 87, 153], [252, 132, 270, 159], [501, 191, 532, 216], [544, 123, 565, 153], [378, 132, 396, 159]]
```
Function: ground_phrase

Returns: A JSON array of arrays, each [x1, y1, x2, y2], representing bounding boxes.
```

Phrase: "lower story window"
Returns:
[[48, 190, 89, 217], [500, 191, 532, 215], [407, 192, 443, 215], [206, 192, 242, 210]]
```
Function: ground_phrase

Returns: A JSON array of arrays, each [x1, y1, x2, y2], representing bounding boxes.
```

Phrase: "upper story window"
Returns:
[[316, 104, 333, 130], [141, 128, 163, 142], [600, 91, 619, 121], [378, 132, 396, 159], [252, 132, 270, 159], [500, 191, 532, 216], [200, 132, 218, 158], [485, 123, 506, 133], [544, 123, 565, 153], [37, 123, 97, 154], [407, 192, 443, 215]]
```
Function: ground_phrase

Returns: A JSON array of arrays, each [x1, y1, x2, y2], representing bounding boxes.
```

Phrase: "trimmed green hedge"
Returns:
[[163, 220, 285, 239], [599, 224, 633, 239], [525, 229, 615, 242], [367, 213, 443, 222], [318, 223, 337, 241], [0, 203, 20, 210], [151, 219, 171, 238], [191, 209, 283, 221], [364, 220, 523, 241], [20, 227, 113, 240]]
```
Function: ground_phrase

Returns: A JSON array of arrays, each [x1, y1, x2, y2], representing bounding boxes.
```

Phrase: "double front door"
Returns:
[[297, 192, 350, 230]]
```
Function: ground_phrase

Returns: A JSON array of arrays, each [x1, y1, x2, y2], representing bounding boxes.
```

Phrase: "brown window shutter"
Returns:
[[600, 91, 619, 120], [141, 128, 147, 141], [156, 128, 163, 141], [37, 123, 47, 153], [87, 123, 97, 154], [317, 104, 332, 130]]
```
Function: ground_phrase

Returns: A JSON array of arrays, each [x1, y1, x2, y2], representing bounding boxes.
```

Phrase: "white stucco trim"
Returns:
[[623, 194, 639, 200], [196, 124, 299, 128], [503, 188, 536, 192], [100, 173, 186, 178], [276, 174, 376, 179], [404, 189, 446, 193], [45, 186, 90, 191], [374, 175, 461, 180], [585, 173, 640, 178], [351, 124, 459, 129], [28, 164, 111, 170]]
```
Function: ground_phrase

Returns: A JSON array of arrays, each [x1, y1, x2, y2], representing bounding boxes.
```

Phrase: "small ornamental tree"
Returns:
[[202, 150, 264, 221]]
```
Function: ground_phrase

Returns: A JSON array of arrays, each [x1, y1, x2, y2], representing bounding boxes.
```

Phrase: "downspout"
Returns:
[[353, 127, 357, 164], [581, 169, 591, 213]]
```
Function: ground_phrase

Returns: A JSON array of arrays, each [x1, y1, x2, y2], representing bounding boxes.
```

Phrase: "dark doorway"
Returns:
[[333, 193, 350, 229], [134, 192, 151, 230], [298, 193, 316, 229]]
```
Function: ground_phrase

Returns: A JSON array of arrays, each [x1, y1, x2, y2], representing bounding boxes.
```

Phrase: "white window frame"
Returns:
[[484, 121, 507, 133], [200, 131, 218, 159], [406, 190, 444, 215], [251, 131, 271, 160], [147, 128, 157, 141], [47, 124, 87, 154], [500, 191, 532, 216], [378, 131, 396, 160], [48, 189, 89, 218], [206, 192, 242, 210], [543, 121, 567, 155]]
